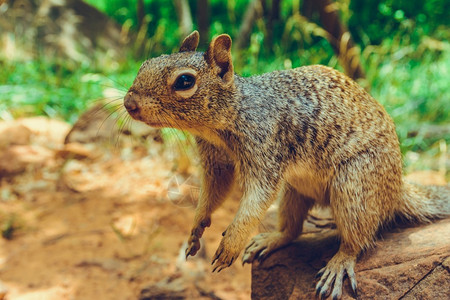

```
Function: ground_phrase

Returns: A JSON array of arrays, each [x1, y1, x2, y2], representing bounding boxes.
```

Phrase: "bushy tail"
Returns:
[[397, 181, 450, 223]]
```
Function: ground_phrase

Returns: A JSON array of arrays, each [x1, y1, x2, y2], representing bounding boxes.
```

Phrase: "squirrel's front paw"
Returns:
[[211, 235, 244, 272], [242, 232, 290, 264], [185, 218, 211, 259]]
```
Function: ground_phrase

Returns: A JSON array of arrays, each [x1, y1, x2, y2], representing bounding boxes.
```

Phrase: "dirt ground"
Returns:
[[0, 115, 447, 300], [0, 116, 253, 300]]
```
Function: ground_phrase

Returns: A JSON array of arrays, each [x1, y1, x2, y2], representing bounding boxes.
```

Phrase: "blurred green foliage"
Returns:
[[1, 0, 449, 170], [349, 0, 450, 45], [0, 59, 140, 123]]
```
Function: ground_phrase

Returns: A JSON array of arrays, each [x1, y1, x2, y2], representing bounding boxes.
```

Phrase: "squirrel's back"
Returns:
[[235, 65, 401, 171]]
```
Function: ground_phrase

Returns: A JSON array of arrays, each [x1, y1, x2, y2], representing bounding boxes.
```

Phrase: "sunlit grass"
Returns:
[[0, 59, 140, 123]]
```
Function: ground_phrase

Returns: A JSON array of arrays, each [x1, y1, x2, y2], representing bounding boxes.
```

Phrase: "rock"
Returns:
[[399, 259, 450, 300], [13, 180, 52, 196], [111, 215, 137, 238], [56, 143, 101, 160], [139, 242, 217, 300], [59, 160, 101, 192], [0, 145, 53, 178], [18, 117, 71, 147], [65, 103, 162, 146], [129, 121, 162, 142], [251, 219, 450, 299], [0, 148, 27, 177], [139, 274, 222, 300], [139, 276, 186, 300], [0, 280, 7, 300], [0, 123, 32, 149], [64, 104, 120, 145], [0, 0, 127, 63]]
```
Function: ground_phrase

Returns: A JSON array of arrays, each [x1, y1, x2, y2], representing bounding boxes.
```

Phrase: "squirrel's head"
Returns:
[[124, 31, 236, 132]]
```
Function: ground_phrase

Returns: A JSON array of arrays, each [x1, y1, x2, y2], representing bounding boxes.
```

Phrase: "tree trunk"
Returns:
[[173, 0, 193, 38], [197, 0, 210, 48], [303, 0, 365, 80], [137, 0, 145, 31], [271, 0, 281, 22], [235, 0, 264, 51], [302, 0, 315, 19], [265, 0, 282, 52]]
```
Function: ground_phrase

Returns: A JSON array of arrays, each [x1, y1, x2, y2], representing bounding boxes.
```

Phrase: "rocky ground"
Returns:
[[252, 218, 450, 299], [0, 110, 447, 300]]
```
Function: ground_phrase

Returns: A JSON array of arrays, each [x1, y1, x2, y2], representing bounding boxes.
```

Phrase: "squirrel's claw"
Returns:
[[185, 238, 200, 259], [315, 252, 357, 300], [211, 247, 223, 266], [241, 242, 266, 265], [211, 234, 242, 272], [242, 232, 289, 266], [348, 267, 358, 297], [315, 267, 332, 299], [186, 217, 211, 260]]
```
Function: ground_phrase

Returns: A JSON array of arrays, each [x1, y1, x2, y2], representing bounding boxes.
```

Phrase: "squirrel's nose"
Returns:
[[124, 92, 140, 114]]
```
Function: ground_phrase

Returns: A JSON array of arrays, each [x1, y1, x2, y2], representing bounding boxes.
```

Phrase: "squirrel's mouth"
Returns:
[[145, 121, 166, 128], [146, 117, 191, 130], [126, 110, 165, 128]]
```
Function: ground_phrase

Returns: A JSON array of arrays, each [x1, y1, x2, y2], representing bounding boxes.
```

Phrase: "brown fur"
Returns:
[[124, 31, 449, 299]]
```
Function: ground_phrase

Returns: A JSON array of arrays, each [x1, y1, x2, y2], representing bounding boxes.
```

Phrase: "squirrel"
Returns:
[[124, 31, 450, 299]]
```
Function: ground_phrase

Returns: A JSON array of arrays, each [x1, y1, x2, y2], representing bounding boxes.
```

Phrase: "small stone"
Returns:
[[0, 123, 32, 149], [0, 280, 7, 300], [18, 117, 71, 147], [56, 143, 100, 160], [111, 215, 137, 238], [0, 145, 54, 177], [64, 104, 120, 144], [0, 148, 27, 177]]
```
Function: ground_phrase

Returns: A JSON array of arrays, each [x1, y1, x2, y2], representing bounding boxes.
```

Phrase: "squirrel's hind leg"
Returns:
[[315, 246, 357, 300], [316, 151, 392, 299], [242, 183, 314, 264]]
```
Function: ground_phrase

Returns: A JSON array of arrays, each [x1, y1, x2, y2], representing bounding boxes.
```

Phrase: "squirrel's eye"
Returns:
[[174, 74, 196, 91]]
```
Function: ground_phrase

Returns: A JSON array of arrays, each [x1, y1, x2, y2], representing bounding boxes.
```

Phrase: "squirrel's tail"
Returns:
[[396, 181, 450, 222]]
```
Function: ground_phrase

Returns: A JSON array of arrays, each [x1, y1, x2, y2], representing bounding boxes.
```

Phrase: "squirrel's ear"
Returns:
[[179, 31, 200, 52], [204, 34, 234, 84]]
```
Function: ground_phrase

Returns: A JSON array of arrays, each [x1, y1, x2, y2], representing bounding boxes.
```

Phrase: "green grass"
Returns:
[[0, 58, 140, 123], [364, 38, 450, 156]]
